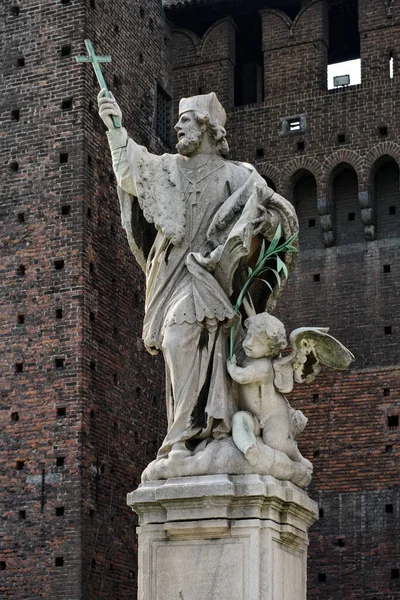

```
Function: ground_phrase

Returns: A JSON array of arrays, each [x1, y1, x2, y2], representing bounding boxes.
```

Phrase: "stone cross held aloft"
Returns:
[[75, 39, 121, 128]]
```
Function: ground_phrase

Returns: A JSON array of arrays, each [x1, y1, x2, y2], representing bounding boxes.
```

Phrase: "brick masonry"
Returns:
[[1, 0, 170, 598]]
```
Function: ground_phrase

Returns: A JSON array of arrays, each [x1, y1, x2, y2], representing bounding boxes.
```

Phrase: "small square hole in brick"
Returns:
[[61, 98, 73, 111], [11, 109, 20, 121], [55, 358, 65, 370], [55, 557, 64, 567], [0, 562, 6, 571], [90, 311, 95, 322], [384, 326, 392, 335], [391, 569, 400, 579], [90, 0, 95, 7], [61, 0, 71, 4], [114, 23, 120, 34], [59, 152, 68, 164], [90, 409, 96, 420], [389, 206, 396, 215], [11, 412, 19, 422], [319, 507, 324, 518], [256, 148, 264, 158], [314, 274, 320, 282], [57, 407, 66, 418], [56, 506, 65, 516], [10, 161, 19, 172], [384, 264, 391, 273], [297, 141, 305, 151], [17, 264, 25, 276], [90, 509, 95, 518], [87, 207, 92, 219], [113, 74, 121, 89], [54, 259, 65, 270], [90, 360, 96, 371], [308, 218, 316, 228], [92, 558, 96, 568], [17, 314, 25, 325], [337, 133, 346, 144], [335, 539, 345, 547], [379, 125, 388, 137], [56, 308, 63, 319], [56, 456, 65, 467], [15, 362, 23, 373], [17, 212, 25, 223], [348, 212, 355, 221], [385, 445, 393, 454], [318, 573, 326, 582], [113, 373, 118, 386], [89, 261, 95, 274], [384, 388, 390, 396], [87, 154, 92, 166], [385, 504, 393, 513], [16, 460, 25, 470], [61, 204, 71, 216], [16, 57, 25, 68], [388, 415, 398, 428], [19, 510, 26, 519], [313, 449, 320, 457], [313, 393, 319, 401], [11, 5, 20, 15], [61, 44, 71, 57]]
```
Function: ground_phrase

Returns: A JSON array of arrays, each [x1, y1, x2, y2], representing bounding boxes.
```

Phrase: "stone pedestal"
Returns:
[[127, 474, 318, 600]]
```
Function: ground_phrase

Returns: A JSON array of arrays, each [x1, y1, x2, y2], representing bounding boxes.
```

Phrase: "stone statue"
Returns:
[[228, 313, 354, 471], [99, 90, 353, 488]]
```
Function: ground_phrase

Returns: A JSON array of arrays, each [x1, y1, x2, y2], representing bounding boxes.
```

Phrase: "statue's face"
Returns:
[[175, 111, 204, 156], [242, 329, 271, 359], [243, 325, 282, 359]]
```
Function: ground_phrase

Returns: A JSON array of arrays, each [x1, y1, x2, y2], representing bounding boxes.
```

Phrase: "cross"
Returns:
[[76, 39, 121, 128]]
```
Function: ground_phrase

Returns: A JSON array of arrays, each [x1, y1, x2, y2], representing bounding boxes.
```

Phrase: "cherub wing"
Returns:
[[287, 327, 355, 384]]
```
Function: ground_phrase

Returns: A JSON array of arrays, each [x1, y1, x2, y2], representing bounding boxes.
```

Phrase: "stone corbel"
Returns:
[[358, 190, 376, 241], [317, 197, 335, 247]]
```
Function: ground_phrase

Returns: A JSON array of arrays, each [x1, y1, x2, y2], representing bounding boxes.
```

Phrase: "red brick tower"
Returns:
[[165, 0, 400, 598], [1, 0, 171, 598]]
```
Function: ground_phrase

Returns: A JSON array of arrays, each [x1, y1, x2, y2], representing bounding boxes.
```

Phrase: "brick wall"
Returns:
[[1, 0, 170, 598]]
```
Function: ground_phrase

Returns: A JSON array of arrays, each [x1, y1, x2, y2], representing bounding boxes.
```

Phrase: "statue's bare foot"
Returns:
[[169, 442, 192, 458], [244, 444, 259, 466]]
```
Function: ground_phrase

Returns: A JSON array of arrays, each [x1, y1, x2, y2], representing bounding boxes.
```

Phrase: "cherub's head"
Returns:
[[243, 313, 287, 359]]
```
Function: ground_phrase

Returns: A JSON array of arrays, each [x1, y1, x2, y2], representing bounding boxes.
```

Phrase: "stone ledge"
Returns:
[[128, 473, 318, 531]]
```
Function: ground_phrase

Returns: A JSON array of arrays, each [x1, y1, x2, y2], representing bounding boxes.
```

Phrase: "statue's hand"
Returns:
[[98, 89, 123, 130], [226, 354, 237, 376]]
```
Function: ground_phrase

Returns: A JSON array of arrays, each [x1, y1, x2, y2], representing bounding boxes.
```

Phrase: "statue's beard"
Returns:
[[176, 130, 203, 156]]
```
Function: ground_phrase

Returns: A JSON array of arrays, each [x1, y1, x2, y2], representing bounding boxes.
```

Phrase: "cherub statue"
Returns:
[[227, 312, 354, 469]]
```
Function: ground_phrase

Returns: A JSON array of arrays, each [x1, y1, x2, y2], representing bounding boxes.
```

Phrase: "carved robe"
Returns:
[[109, 131, 298, 456]]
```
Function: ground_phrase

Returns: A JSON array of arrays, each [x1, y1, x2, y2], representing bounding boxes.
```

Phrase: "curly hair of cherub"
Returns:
[[244, 312, 288, 355]]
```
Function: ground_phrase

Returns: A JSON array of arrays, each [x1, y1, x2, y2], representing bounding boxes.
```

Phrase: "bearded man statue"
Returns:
[[98, 90, 299, 479]]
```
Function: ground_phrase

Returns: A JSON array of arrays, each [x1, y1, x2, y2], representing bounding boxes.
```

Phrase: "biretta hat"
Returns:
[[179, 92, 226, 127]]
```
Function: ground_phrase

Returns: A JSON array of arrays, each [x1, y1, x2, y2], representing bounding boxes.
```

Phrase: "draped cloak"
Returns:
[[114, 136, 298, 456]]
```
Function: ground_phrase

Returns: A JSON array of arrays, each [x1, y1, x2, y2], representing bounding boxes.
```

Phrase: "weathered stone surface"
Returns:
[[128, 475, 318, 600]]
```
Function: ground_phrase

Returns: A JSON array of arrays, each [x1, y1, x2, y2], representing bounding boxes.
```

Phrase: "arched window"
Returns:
[[292, 170, 320, 251], [373, 157, 400, 239], [332, 164, 362, 245]]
